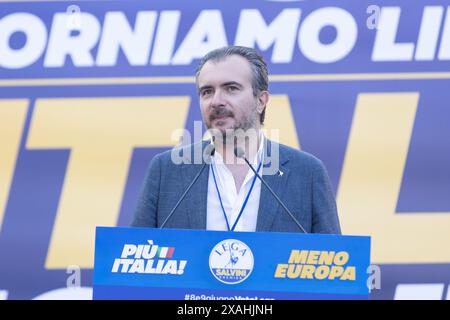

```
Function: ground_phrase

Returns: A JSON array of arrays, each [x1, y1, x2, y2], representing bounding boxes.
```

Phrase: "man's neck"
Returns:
[[214, 129, 261, 166], [213, 129, 262, 193]]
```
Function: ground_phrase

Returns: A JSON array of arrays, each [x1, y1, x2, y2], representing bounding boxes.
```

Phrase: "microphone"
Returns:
[[234, 146, 308, 233], [160, 144, 215, 228]]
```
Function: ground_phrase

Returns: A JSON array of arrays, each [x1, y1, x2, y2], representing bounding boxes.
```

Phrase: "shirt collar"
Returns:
[[211, 131, 265, 167]]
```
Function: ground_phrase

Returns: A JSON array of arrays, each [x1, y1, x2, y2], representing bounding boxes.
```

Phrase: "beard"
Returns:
[[205, 105, 258, 145]]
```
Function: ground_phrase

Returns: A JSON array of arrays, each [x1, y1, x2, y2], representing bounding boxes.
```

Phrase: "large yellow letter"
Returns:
[[263, 95, 300, 149], [0, 100, 28, 231], [338, 93, 450, 264], [26, 97, 190, 268]]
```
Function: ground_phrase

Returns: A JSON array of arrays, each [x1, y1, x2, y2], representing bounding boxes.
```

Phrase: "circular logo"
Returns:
[[209, 239, 254, 284]]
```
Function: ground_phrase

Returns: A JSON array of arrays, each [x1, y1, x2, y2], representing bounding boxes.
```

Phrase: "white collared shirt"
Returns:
[[206, 135, 265, 232]]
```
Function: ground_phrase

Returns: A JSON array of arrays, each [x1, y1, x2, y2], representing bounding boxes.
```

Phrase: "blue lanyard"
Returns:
[[210, 159, 263, 231]]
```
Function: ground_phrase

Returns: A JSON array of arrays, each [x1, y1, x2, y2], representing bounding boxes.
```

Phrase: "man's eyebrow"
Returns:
[[221, 81, 243, 88], [198, 85, 213, 92]]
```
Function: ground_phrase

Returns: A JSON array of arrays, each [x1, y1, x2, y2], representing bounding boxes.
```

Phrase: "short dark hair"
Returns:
[[195, 46, 269, 125]]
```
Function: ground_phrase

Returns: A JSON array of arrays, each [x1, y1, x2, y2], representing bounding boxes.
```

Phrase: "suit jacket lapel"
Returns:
[[256, 139, 290, 231], [180, 141, 210, 229]]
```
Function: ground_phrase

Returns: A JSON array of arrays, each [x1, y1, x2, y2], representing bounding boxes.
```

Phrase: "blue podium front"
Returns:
[[93, 227, 370, 300]]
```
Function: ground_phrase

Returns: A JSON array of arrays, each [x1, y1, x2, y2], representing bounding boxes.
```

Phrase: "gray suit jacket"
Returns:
[[131, 139, 341, 234]]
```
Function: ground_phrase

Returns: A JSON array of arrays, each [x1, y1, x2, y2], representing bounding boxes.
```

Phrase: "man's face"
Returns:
[[197, 55, 265, 138]]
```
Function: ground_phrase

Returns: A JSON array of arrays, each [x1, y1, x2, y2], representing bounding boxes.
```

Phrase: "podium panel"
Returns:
[[93, 227, 370, 300]]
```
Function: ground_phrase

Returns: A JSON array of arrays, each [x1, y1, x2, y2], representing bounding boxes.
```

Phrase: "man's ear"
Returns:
[[257, 91, 269, 114]]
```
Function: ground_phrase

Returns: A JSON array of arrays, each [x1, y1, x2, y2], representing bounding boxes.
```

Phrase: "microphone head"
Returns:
[[234, 147, 245, 158]]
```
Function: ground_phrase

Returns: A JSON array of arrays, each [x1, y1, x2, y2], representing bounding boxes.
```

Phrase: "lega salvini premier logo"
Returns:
[[209, 239, 254, 284]]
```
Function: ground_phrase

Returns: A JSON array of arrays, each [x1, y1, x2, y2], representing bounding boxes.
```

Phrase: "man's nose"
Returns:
[[210, 89, 225, 108]]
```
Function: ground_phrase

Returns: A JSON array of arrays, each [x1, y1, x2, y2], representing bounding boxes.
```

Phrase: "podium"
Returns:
[[93, 227, 370, 300]]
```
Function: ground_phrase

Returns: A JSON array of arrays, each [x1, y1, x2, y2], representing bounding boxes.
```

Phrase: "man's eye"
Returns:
[[201, 89, 212, 96], [227, 86, 238, 92]]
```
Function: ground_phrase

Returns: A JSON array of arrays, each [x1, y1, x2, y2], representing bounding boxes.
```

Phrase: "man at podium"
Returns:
[[132, 46, 340, 234]]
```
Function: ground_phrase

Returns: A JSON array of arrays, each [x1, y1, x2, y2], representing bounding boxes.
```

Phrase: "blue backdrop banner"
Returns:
[[0, 0, 449, 300]]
